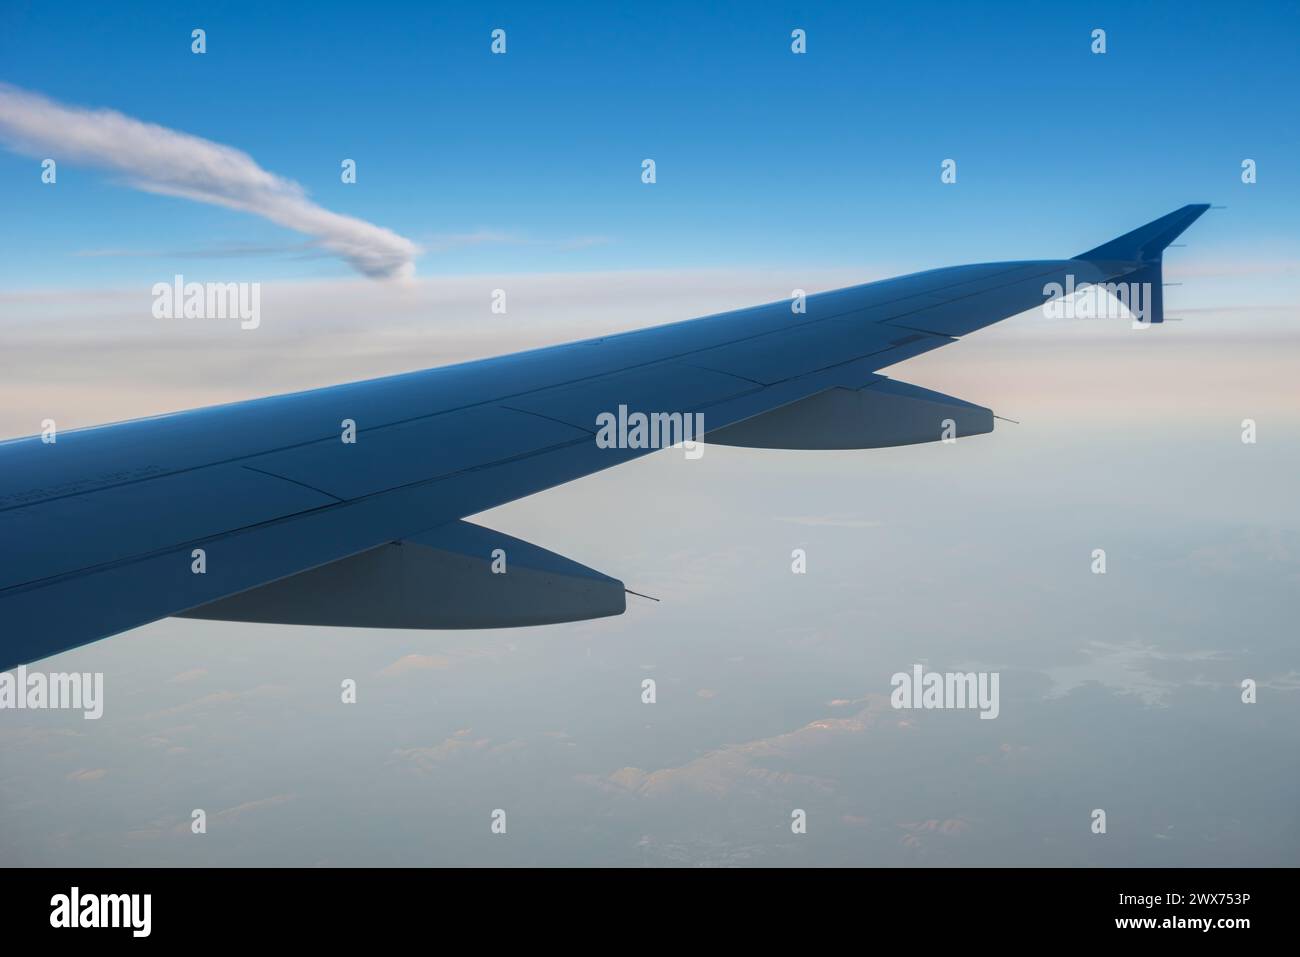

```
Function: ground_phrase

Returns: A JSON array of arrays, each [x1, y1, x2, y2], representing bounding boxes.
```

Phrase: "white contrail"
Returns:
[[0, 84, 419, 279]]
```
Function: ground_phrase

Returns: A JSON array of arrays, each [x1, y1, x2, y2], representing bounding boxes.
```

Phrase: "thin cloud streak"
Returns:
[[0, 84, 419, 279]]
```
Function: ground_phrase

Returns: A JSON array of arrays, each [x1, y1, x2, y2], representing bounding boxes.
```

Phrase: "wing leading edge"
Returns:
[[0, 206, 1211, 669]]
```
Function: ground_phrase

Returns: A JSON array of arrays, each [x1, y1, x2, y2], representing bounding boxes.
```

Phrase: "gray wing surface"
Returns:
[[0, 205, 1210, 668]]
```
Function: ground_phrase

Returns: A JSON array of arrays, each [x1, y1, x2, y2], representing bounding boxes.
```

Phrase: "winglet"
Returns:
[[1071, 204, 1210, 324], [1074, 204, 1211, 264]]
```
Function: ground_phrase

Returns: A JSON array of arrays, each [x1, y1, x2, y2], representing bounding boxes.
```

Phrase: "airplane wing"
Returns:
[[0, 205, 1210, 669]]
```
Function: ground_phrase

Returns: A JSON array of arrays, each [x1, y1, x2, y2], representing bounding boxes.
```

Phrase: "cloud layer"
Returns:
[[0, 84, 419, 278]]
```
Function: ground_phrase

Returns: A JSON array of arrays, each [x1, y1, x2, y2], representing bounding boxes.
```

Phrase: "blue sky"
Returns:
[[1, 0, 1297, 288]]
